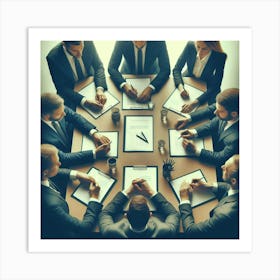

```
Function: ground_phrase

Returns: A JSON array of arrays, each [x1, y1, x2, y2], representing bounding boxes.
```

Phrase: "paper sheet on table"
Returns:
[[163, 84, 203, 116], [124, 116, 153, 152], [123, 166, 158, 211], [122, 78, 152, 110], [80, 82, 119, 118], [72, 167, 116, 204], [168, 129, 204, 157], [81, 131, 118, 158], [169, 169, 216, 208]]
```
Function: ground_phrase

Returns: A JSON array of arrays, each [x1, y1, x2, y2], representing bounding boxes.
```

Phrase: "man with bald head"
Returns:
[[179, 154, 240, 239]]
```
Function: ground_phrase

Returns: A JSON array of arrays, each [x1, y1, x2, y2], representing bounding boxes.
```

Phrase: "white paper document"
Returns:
[[168, 129, 204, 157], [122, 78, 152, 110], [169, 169, 216, 208], [81, 131, 118, 158], [163, 84, 203, 116], [124, 116, 153, 152], [79, 82, 119, 119], [123, 166, 158, 211], [72, 167, 116, 204]]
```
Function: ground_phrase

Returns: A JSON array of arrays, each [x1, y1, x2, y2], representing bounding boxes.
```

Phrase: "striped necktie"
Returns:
[[137, 47, 143, 74]]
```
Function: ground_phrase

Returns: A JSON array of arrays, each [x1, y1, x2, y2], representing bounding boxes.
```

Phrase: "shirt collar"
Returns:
[[41, 179, 50, 187], [129, 225, 148, 233], [228, 189, 239, 196], [196, 50, 212, 63]]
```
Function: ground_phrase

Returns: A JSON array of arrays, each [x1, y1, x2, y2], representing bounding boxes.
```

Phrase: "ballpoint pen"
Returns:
[[141, 131, 149, 143], [136, 134, 148, 143]]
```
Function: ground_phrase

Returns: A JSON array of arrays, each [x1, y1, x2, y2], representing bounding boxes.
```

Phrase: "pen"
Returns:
[[136, 134, 148, 143], [141, 131, 149, 143], [177, 135, 183, 140]]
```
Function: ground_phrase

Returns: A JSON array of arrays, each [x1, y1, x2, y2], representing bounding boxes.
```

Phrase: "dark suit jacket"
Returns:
[[108, 41, 170, 92], [41, 169, 102, 239], [173, 41, 227, 105], [179, 183, 239, 239], [99, 192, 180, 238], [41, 106, 96, 167], [195, 117, 239, 166], [47, 41, 107, 110], [190, 103, 216, 123]]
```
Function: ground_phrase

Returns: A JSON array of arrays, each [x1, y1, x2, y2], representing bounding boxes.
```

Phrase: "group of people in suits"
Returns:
[[41, 40, 240, 239]]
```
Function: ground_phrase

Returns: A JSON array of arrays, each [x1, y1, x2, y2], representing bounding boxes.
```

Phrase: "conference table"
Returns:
[[65, 75, 218, 234]]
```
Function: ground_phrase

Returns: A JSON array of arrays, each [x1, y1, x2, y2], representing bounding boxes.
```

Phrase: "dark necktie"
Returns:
[[137, 48, 143, 74], [51, 121, 69, 147], [73, 56, 84, 81]]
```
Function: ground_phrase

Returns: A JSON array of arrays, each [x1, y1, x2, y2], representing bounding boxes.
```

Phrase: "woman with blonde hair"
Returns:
[[173, 41, 227, 113]]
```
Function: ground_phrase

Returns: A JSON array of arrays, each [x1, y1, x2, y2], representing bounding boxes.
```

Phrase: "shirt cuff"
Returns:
[[96, 86, 104, 92], [190, 129, 198, 137], [92, 150, 96, 160], [150, 191, 158, 198], [149, 84, 155, 91], [80, 97, 87, 106], [120, 82, 127, 89], [89, 129, 98, 136], [212, 182, 218, 189], [122, 190, 128, 197], [89, 197, 100, 203], [180, 199, 191, 205], [70, 170, 78, 180], [195, 147, 202, 157]]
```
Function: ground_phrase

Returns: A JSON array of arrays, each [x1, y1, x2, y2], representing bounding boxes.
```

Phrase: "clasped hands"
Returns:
[[75, 171, 100, 199], [179, 179, 209, 201], [91, 133, 111, 157], [125, 178, 156, 197], [123, 83, 152, 103], [84, 89, 107, 112]]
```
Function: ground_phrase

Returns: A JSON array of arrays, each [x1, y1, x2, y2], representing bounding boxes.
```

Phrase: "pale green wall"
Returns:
[[41, 41, 239, 93]]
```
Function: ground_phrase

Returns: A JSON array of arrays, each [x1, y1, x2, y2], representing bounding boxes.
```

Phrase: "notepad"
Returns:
[[79, 82, 120, 119], [168, 129, 204, 157], [71, 167, 116, 205], [169, 169, 216, 208], [122, 78, 153, 110], [122, 166, 158, 211], [81, 131, 119, 158], [124, 115, 154, 152], [163, 84, 203, 116]]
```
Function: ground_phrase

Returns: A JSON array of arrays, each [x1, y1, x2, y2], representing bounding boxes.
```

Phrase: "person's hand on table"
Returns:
[[182, 139, 197, 155], [136, 87, 152, 103], [76, 171, 96, 185], [132, 178, 156, 197], [92, 133, 111, 147], [89, 182, 100, 199], [84, 99, 104, 111], [123, 83, 138, 99], [175, 117, 191, 130], [179, 181, 193, 201], [180, 89, 190, 100], [95, 143, 110, 158], [189, 178, 211, 189], [181, 100, 199, 113], [180, 129, 195, 139], [96, 88, 107, 105]]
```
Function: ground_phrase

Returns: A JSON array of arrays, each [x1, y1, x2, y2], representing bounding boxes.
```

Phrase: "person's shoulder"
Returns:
[[47, 42, 63, 58]]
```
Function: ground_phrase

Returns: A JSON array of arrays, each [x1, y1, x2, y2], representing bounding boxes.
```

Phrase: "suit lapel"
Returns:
[[200, 52, 215, 80], [58, 43, 77, 81], [210, 193, 238, 216], [128, 42, 136, 72], [218, 121, 239, 142]]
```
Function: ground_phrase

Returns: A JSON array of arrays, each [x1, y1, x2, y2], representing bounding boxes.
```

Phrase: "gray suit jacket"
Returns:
[[179, 183, 239, 239], [99, 192, 180, 238]]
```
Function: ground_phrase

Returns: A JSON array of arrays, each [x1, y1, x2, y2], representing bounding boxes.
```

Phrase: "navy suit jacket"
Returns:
[[108, 41, 170, 92], [47, 41, 107, 110], [41, 169, 102, 239], [189, 103, 216, 123], [195, 117, 239, 166], [41, 106, 97, 167], [99, 192, 180, 238], [173, 41, 227, 105], [179, 183, 239, 239]]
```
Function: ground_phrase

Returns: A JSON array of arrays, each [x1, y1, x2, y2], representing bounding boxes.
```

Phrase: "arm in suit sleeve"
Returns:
[[197, 53, 227, 105], [150, 42, 170, 92], [87, 41, 108, 90], [64, 106, 96, 134], [108, 42, 127, 89], [172, 43, 190, 87], [99, 192, 128, 235], [58, 150, 94, 168], [151, 193, 180, 234], [48, 199, 103, 236], [189, 103, 216, 123], [46, 54, 84, 106]]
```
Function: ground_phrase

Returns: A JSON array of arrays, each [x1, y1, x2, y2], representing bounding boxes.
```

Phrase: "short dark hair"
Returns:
[[216, 88, 239, 113], [63, 41, 82, 48], [41, 144, 58, 176], [127, 195, 150, 230], [41, 93, 64, 116]]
